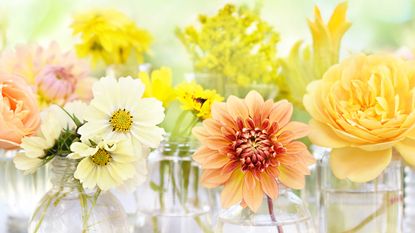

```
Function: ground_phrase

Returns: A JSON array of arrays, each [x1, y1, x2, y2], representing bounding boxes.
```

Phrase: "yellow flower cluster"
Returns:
[[175, 82, 223, 120], [278, 2, 351, 109], [71, 9, 152, 65], [139, 67, 176, 108], [177, 4, 280, 86]]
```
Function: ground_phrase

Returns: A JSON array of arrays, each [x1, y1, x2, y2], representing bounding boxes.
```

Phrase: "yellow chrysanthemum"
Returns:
[[71, 9, 152, 65], [177, 3, 280, 87], [278, 2, 351, 109], [138, 67, 176, 108], [175, 82, 223, 120]]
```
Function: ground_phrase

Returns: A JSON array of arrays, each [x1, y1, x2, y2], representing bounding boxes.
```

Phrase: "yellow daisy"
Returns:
[[175, 82, 223, 120]]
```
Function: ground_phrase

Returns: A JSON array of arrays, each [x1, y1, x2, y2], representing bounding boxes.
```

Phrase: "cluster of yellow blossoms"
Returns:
[[71, 9, 152, 65], [177, 4, 280, 87]]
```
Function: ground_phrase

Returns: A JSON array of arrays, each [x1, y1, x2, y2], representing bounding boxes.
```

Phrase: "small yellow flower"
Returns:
[[175, 82, 223, 120], [278, 2, 351, 109], [71, 9, 152, 65], [304, 54, 415, 182], [139, 67, 176, 107]]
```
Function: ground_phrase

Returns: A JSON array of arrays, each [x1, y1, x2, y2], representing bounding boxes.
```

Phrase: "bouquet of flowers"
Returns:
[[13, 76, 165, 232]]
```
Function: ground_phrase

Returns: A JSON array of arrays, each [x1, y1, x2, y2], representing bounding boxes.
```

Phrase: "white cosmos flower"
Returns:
[[77, 76, 165, 156], [69, 139, 137, 191], [14, 101, 87, 174]]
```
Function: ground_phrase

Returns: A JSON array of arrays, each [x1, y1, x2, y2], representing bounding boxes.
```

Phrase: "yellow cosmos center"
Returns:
[[109, 109, 133, 132], [91, 148, 112, 166]]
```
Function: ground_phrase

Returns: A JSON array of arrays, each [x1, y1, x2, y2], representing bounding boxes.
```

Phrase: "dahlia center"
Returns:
[[91, 148, 112, 166], [110, 109, 133, 132], [234, 126, 286, 172]]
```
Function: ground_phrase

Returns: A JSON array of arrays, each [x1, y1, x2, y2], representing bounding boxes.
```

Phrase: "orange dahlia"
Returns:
[[192, 91, 314, 212]]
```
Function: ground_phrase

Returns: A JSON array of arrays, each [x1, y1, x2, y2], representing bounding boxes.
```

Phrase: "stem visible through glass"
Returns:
[[267, 196, 283, 233]]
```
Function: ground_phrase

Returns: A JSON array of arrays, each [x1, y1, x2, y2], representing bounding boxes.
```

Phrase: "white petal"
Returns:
[[132, 98, 165, 126], [13, 153, 43, 174], [132, 125, 165, 148]]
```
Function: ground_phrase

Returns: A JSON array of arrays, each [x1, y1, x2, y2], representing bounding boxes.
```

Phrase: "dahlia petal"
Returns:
[[201, 169, 232, 188], [203, 119, 222, 136], [242, 172, 264, 212], [280, 121, 310, 140], [211, 102, 234, 126], [260, 172, 278, 199], [227, 96, 249, 121], [202, 153, 230, 169], [309, 119, 348, 148], [245, 91, 264, 118], [261, 99, 274, 119], [204, 136, 230, 150], [221, 169, 244, 208], [394, 138, 415, 167], [278, 165, 305, 189], [193, 146, 217, 164], [192, 126, 209, 142], [330, 147, 392, 182], [269, 100, 293, 127]]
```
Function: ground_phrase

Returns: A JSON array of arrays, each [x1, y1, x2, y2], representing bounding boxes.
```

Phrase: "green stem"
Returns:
[[151, 216, 160, 233], [32, 192, 60, 233]]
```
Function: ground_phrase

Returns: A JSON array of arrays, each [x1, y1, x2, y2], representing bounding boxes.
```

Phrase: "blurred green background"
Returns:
[[1, 0, 414, 82]]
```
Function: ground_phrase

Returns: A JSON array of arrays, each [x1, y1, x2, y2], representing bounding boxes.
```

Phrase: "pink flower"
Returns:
[[0, 73, 40, 149], [0, 42, 92, 107]]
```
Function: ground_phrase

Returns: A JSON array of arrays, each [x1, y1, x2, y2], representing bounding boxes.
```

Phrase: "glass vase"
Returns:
[[28, 156, 129, 233], [404, 166, 415, 232], [135, 140, 215, 233], [320, 151, 403, 233], [189, 72, 278, 99], [0, 149, 50, 233], [215, 185, 316, 233]]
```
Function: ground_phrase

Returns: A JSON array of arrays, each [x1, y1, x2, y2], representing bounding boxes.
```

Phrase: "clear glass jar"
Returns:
[[0, 149, 50, 233], [188, 72, 278, 99], [320, 151, 403, 233], [28, 156, 129, 233], [215, 185, 316, 233], [135, 140, 216, 233], [301, 145, 328, 230], [404, 166, 415, 233]]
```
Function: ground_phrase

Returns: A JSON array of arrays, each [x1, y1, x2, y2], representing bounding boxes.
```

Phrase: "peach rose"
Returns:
[[304, 54, 415, 182], [0, 73, 40, 149]]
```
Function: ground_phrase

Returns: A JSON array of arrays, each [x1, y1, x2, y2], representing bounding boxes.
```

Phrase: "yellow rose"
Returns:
[[304, 54, 415, 182]]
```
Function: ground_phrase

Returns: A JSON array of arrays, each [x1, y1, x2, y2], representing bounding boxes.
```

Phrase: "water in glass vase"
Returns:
[[215, 187, 316, 233], [135, 148, 215, 233], [323, 189, 402, 233]]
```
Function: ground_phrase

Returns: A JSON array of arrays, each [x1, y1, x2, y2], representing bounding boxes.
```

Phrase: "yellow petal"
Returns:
[[330, 147, 392, 182], [308, 119, 347, 148], [394, 138, 415, 167], [221, 169, 244, 208]]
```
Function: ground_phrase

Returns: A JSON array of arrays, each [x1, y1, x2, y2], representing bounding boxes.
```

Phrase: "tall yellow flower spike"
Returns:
[[139, 67, 176, 108], [278, 2, 351, 109]]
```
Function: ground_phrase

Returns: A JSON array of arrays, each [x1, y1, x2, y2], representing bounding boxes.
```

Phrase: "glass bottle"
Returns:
[[0, 149, 50, 233], [215, 185, 316, 233], [135, 139, 216, 233], [404, 166, 415, 232], [28, 156, 129, 233], [320, 151, 403, 233]]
